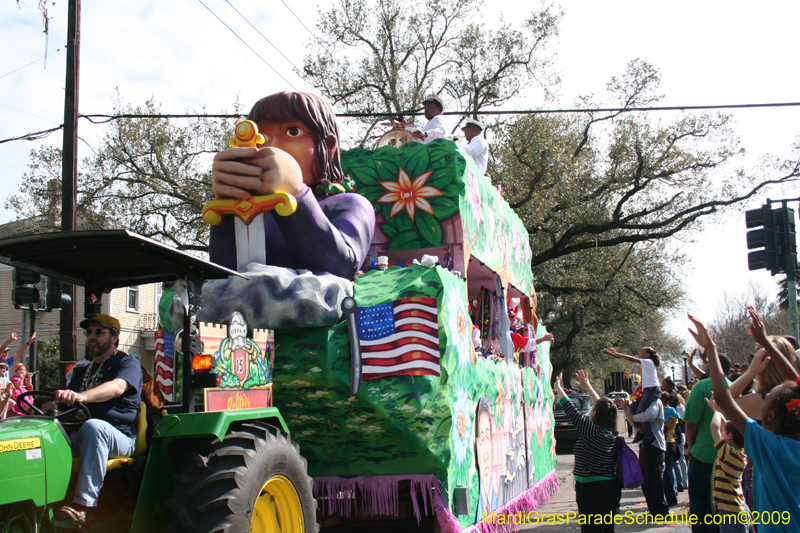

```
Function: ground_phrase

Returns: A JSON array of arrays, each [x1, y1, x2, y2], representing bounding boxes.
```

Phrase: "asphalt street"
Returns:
[[518, 436, 692, 532]]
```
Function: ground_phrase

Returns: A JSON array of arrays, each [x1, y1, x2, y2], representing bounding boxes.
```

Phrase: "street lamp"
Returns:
[[682, 350, 688, 385]]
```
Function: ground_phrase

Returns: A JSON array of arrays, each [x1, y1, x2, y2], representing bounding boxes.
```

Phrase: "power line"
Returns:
[[0, 102, 60, 125], [0, 124, 62, 145], [279, 0, 317, 41], [196, 0, 299, 91], [224, 0, 302, 75], [0, 44, 65, 80], [5, 101, 800, 146], [80, 101, 800, 120]]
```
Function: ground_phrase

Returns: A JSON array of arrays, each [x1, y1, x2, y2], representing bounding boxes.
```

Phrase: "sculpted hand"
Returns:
[[211, 146, 305, 200]]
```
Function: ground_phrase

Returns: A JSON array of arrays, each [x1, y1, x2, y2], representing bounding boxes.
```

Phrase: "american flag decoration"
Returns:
[[154, 330, 175, 400], [356, 296, 441, 380]]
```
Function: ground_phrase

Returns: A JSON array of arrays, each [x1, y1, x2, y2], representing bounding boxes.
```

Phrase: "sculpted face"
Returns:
[[256, 121, 319, 186]]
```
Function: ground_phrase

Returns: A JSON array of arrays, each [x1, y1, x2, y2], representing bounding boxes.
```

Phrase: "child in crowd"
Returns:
[[706, 397, 749, 533], [662, 392, 681, 506], [0, 363, 10, 419], [9, 363, 33, 416], [607, 346, 661, 443], [689, 307, 800, 533]]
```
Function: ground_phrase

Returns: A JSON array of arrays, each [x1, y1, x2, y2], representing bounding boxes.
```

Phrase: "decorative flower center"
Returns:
[[378, 168, 442, 221]]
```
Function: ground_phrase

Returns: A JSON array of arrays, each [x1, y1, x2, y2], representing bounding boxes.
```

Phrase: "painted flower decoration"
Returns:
[[378, 168, 442, 221], [533, 396, 545, 445], [494, 374, 507, 418], [451, 387, 473, 467], [512, 226, 522, 264], [467, 172, 484, 226], [447, 284, 472, 370]]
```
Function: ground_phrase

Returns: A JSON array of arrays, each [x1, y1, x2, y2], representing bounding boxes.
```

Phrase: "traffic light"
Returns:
[[746, 206, 778, 273], [45, 276, 73, 310], [11, 268, 41, 308], [775, 206, 797, 276]]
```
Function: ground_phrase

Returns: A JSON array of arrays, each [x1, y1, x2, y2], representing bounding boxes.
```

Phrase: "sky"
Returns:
[[1, 0, 798, 345]]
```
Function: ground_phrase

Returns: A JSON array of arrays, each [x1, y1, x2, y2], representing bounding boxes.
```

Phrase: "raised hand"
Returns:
[[747, 306, 770, 348], [554, 373, 566, 398], [606, 347, 620, 357], [748, 349, 771, 376], [575, 369, 590, 389], [687, 313, 713, 348], [704, 396, 717, 411]]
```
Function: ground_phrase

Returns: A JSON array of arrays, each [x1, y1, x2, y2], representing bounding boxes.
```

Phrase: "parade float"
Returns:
[[0, 96, 556, 533]]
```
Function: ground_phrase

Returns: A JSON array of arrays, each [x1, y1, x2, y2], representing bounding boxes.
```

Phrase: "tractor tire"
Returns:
[[165, 421, 317, 533]]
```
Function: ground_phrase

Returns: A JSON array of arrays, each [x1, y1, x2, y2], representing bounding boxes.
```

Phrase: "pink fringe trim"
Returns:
[[462, 471, 560, 533], [314, 474, 437, 523], [313, 470, 559, 532]]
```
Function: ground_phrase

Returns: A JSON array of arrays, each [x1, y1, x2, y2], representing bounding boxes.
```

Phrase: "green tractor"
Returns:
[[0, 139, 557, 533], [0, 230, 316, 532]]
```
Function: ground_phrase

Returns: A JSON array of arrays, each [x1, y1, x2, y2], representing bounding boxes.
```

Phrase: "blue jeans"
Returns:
[[676, 441, 688, 488], [663, 443, 678, 505], [719, 509, 749, 533], [72, 419, 137, 507], [688, 456, 718, 533]]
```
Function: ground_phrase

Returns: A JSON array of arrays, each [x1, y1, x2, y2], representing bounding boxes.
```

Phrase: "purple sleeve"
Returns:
[[209, 190, 375, 280], [274, 191, 375, 279]]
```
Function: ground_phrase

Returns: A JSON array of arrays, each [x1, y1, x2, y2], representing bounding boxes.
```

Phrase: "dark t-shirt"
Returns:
[[67, 351, 143, 438]]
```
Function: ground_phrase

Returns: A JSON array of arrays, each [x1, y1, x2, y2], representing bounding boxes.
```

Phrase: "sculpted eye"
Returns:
[[286, 126, 304, 137]]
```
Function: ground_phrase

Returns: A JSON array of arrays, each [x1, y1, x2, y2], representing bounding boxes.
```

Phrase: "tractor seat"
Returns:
[[72, 402, 148, 473]]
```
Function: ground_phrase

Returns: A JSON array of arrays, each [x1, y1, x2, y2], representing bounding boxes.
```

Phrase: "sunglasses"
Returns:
[[84, 328, 109, 338]]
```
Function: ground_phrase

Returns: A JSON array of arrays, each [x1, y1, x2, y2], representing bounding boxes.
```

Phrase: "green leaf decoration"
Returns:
[[428, 196, 459, 220], [375, 159, 401, 183], [380, 222, 398, 239], [388, 229, 427, 251], [349, 164, 380, 187], [416, 210, 443, 246], [405, 145, 431, 180]]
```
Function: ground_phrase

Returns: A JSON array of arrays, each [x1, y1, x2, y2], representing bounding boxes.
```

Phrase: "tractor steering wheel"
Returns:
[[15, 390, 91, 428]]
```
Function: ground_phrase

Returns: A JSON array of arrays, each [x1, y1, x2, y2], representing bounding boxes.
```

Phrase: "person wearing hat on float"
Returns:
[[54, 314, 142, 526], [407, 94, 448, 144], [461, 117, 489, 173]]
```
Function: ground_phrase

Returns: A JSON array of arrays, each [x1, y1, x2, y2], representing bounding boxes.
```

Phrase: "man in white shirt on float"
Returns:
[[461, 117, 489, 173], [407, 95, 447, 144]]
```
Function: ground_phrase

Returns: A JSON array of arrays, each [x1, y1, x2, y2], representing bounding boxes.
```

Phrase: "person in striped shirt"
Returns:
[[555, 371, 620, 532], [706, 398, 748, 533]]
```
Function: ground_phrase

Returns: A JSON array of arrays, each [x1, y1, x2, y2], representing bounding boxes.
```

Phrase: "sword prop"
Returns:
[[202, 192, 297, 270]]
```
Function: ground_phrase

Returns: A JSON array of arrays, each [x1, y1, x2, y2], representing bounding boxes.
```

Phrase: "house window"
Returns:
[[127, 286, 140, 312]]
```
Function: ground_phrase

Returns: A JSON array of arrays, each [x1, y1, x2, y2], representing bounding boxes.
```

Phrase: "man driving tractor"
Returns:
[[54, 314, 143, 527]]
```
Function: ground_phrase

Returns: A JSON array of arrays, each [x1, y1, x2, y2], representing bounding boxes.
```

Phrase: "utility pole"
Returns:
[[59, 0, 80, 388]]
